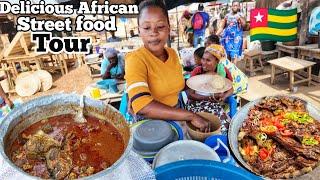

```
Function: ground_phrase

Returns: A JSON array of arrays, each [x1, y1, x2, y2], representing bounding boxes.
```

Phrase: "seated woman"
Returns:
[[101, 48, 125, 80], [125, 0, 209, 131], [205, 36, 248, 95], [186, 44, 238, 120]]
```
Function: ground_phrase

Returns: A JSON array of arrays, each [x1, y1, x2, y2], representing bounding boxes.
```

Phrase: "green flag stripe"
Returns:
[[251, 34, 297, 42], [268, 21, 297, 29], [268, 8, 297, 16]]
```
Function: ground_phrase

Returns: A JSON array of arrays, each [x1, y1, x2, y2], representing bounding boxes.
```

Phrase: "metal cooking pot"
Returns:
[[0, 93, 132, 179], [228, 95, 320, 179]]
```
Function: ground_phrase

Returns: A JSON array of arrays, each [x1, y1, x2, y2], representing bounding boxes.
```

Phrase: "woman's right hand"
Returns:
[[190, 114, 210, 132]]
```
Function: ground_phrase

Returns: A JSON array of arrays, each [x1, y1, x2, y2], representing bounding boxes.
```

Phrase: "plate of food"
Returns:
[[186, 74, 233, 95], [228, 96, 320, 179]]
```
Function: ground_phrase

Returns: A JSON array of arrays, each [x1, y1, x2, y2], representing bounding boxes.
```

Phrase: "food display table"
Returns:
[[269, 56, 316, 91]]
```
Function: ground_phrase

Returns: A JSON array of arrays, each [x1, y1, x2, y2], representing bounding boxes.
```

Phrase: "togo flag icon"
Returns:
[[250, 8, 298, 42]]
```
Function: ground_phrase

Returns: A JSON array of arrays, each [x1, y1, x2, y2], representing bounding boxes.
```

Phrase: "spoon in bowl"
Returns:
[[75, 95, 87, 123]]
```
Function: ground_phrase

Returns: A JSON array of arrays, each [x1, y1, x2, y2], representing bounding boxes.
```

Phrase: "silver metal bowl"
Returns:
[[0, 93, 132, 179], [228, 95, 320, 179]]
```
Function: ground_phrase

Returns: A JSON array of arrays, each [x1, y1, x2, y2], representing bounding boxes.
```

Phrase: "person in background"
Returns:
[[101, 48, 125, 80], [191, 4, 210, 48], [107, 31, 121, 42], [205, 34, 220, 47], [129, 29, 139, 38], [190, 47, 205, 76], [216, 0, 246, 63], [125, 0, 210, 131], [180, 10, 194, 47], [209, 19, 218, 35], [186, 44, 237, 119]]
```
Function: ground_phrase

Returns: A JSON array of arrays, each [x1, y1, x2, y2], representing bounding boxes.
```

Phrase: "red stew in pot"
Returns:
[[9, 114, 125, 179]]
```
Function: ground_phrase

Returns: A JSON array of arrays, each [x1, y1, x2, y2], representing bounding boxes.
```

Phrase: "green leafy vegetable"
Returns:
[[284, 112, 314, 124], [256, 133, 268, 142], [302, 136, 319, 146]]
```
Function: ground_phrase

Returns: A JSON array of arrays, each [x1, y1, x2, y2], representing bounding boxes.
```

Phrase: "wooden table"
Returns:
[[297, 44, 320, 82], [83, 81, 125, 104], [86, 60, 102, 78], [276, 43, 299, 58], [2, 53, 50, 77], [269, 57, 316, 91], [119, 48, 135, 54], [243, 50, 263, 76], [297, 44, 319, 59]]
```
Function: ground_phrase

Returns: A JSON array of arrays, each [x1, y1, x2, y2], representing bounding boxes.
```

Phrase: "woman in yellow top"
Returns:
[[125, 0, 209, 131]]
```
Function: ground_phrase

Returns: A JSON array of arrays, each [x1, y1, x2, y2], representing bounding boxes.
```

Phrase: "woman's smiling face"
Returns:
[[201, 52, 219, 72], [138, 7, 170, 53]]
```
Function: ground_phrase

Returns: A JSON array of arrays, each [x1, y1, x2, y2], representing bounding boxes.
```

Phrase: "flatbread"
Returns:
[[187, 74, 232, 94], [15, 73, 40, 97], [33, 70, 53, 92], [208, 75, 225, 90]]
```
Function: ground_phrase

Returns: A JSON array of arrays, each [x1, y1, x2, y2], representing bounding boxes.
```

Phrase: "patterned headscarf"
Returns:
[[205, 44, 227, 61], [204, 44, 227, 77]]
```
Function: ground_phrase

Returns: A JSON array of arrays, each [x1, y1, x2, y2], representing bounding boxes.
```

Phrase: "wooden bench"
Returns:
[[269, 56, 316, 91], [243, 50, 263, 76], [297, 44, 318, 59], [297, 44, 320, 82], [86, 60, 102, 78], [276, 42, 298, 58]]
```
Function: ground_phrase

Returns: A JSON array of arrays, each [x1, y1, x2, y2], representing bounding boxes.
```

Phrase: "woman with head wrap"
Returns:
[[204, 37, 248, 95], [101, 48, 125, 80], [186, 44, 238, 119]]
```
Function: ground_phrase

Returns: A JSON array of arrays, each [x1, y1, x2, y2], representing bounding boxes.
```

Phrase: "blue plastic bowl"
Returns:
[[96, 79, 117, 90], [155, 160, 261, 180]]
